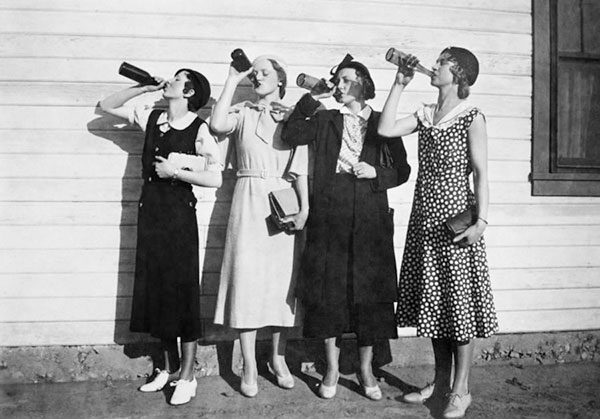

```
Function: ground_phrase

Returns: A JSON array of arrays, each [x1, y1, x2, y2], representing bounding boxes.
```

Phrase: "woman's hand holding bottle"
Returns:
[[227, 65, 254, 86], [393, 54, 421, 87]]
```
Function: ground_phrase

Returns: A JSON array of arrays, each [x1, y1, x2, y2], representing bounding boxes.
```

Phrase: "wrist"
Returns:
[[475, 218, 487, 229], [172, 169, 180, 179]]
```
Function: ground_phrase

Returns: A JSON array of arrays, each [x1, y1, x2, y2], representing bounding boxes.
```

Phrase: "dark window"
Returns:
[[532, 0, 600, 196]]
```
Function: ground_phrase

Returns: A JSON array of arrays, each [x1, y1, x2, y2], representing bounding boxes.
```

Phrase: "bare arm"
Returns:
[[454, 113, 489, 245], [283, 174, 309, 232], [210, 66, 253, 134], [99, 79, 165, 121], [154, 156, 222, 188], [378, 68, 418, 137]]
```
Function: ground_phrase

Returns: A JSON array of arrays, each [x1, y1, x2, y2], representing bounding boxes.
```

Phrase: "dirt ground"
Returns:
[[1, 362, 599, 419]]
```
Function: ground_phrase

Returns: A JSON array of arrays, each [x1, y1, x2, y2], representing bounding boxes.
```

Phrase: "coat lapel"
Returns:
[[360, 112, 379, 163], [324, 111, 344, 170]]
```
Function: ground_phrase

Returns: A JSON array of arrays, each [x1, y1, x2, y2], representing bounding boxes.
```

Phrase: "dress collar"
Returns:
[[419, 101, 474, 129], [340, 104, 372, 121], [156, 111, 198, 130]]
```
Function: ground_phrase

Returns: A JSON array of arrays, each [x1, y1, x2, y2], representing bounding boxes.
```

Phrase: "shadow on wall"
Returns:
[[84, 84, 251, 380], [87, 101, 161, 364]]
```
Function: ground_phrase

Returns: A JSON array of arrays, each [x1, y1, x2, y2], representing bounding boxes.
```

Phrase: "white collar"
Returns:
[[419, 101, 474, 129], [156, 111, 198, 130], [340, 104, 372, 121]]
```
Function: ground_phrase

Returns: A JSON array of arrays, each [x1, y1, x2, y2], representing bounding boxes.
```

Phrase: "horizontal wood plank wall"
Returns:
[[0, 0, 599, 346]]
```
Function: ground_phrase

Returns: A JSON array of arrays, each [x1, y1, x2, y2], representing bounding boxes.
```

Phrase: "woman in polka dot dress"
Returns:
[[378, 47, 498, 419]]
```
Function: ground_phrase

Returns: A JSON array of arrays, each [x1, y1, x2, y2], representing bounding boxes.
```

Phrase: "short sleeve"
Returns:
[[286, 144, 309, 178], [128, 105, 153, 132], [414, 103, 435, 128], [465, 107, 485, 129], [212, 102, 245, 136], [195, 122, 223, 172]]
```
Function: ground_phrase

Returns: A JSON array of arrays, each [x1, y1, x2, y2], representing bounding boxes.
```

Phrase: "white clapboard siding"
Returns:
[[0, 34, 533, 76], [0, 0, 599, 347]]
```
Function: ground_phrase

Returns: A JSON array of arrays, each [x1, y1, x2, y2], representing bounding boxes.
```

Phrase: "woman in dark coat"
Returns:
[[282, 60, 410, 400]]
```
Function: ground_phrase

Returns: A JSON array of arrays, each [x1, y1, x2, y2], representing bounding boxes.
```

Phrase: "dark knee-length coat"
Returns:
[[281, 94, 411, 307]]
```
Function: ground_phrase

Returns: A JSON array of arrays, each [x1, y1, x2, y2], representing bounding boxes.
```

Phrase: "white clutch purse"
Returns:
[[167, 152, 207, 172]]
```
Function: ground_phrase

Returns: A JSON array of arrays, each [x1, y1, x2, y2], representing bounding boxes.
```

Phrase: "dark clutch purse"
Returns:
[[268, 188, 300, 230], [444, 207, 477, 237]]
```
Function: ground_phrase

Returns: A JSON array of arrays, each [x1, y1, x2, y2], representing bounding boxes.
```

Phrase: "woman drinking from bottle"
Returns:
[[211, 53, 309, 397], [378, 47, 498, 419], [99, 68, 222, 406], [281, 58, 411, 401]]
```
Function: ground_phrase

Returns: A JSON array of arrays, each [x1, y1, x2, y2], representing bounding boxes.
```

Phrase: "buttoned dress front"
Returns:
[[214, 102, 307, 329], [129, 107, 221, 341]]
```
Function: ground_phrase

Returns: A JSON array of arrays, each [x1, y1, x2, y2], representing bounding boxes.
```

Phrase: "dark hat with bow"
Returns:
[[329, 54, 376, 100]]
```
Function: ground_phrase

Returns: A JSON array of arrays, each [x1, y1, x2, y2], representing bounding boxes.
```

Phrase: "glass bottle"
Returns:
[[296, 73, 331, 95], [230, 48, 257, 86], [385, 48, 433, 77], [118, 62, 159, 86]]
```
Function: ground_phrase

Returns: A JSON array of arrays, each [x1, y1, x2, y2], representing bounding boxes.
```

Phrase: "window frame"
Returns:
[[531, 0, 600, 196]]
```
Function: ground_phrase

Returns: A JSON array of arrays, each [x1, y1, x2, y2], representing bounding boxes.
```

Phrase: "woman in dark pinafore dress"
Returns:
[[100, 68, 221, 405]]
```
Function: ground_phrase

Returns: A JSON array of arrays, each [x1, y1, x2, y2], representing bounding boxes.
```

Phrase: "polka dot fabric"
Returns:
[[396, 106, 498, 341]]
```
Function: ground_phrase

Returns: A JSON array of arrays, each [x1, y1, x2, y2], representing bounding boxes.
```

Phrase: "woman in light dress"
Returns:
[[211, 54, 309, 397]]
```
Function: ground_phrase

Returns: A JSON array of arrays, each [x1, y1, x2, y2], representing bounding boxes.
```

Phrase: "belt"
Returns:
[[236, 169, 284, 179]]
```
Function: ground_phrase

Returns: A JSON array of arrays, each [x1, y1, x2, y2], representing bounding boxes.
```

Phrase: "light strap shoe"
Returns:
[[402, 382, 435, 404], [443, 392, 472, 419], [318, 374, 338, 399], [169, 377, 197, 406], [267, 363, 295, 389], [240, 377, 259, 398], [139, 369, 170, 392], [358, 376, 382, 401]]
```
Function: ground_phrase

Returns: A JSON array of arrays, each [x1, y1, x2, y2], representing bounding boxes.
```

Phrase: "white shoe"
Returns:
[[240, 375, 259, 398], [318, 374, 338, 399], [402, 382, 435, 404], [443, 392, 472, 418], [268, 362, 295, 389], [169, 377, 197, 405], [358, 375, 382, 401], [139, 369, 170, 392]]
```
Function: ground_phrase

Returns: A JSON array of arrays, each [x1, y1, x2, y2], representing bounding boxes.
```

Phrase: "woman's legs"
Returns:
[[179, 339, 197, 381], [271, 327, 291, 376], [358, 344, 377, 387], [432, 338, 453, 391], [161, 339, 180, 373], [323, 337, 341, 386], [450, 340, 474, 395], [239, 329, 258, 385]]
